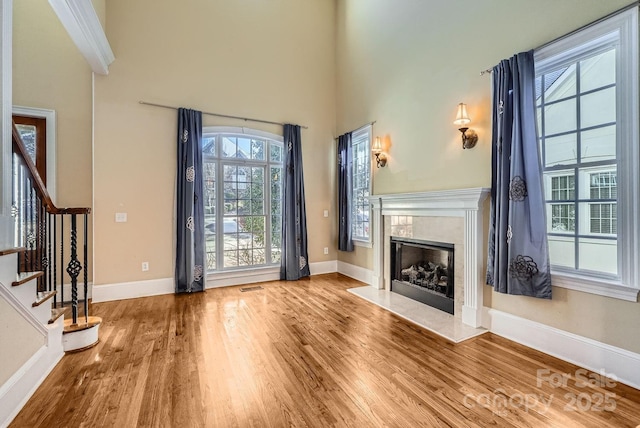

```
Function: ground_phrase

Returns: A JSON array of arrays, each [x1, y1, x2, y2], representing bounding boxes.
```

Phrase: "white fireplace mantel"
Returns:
[[368, 188, 490, 328]]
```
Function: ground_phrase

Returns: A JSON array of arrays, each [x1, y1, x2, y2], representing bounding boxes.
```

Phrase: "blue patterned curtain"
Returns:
[[175, 108, 205, 293], [486, 51, 552, 298], [280, 124, 311, 280], [337, 132, 354, 252]]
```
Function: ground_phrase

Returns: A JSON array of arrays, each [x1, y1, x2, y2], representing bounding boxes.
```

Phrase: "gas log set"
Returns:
[[400, 262, 449, 296]]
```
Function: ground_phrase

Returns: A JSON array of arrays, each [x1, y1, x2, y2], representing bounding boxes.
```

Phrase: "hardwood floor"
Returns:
[[10, 274, 640, 427]]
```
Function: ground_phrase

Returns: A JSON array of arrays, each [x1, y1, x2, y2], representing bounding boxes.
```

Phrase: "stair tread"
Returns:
[[49, 307, 67, 324], [0, 247, 27, 256], [33, 290, 57, 307], [12, 271, 44, 287], [63, 316, 102, 334]]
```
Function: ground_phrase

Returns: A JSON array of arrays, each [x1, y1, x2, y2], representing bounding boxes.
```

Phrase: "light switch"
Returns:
[[115, 213, 127, 223]]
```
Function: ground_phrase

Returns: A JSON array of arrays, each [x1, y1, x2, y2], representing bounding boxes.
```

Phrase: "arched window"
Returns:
[[202, 127, 283, 272]]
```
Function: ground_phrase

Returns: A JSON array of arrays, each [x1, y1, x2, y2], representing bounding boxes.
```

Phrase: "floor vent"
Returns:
[[240, 286, 264, 292]]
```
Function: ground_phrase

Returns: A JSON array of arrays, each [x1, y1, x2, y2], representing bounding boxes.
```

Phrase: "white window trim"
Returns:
[[351, 124, 372, 245], [354, 239, 372, 248], [203, 126, 283, 143], [535, 6, 639, 301]]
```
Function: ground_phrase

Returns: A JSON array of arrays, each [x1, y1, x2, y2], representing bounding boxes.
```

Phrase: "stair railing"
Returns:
[[11, 122, 90, 325]]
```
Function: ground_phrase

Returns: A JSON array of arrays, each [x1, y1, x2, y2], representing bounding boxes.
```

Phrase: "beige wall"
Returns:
[[93, 0, 336, 286], [13, 0, 94, 277], [0, 298, 45, 386], [336, 0, 640, 354], [13, 0, 93, 209]]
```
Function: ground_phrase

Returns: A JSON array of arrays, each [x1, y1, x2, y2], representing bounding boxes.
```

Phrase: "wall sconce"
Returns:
[[371, 136, 387, 168], [453, 103, 478, 149]]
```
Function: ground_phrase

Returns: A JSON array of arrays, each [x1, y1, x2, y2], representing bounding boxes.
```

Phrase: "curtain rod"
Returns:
[[479, 1, 639, 76], [334, 120, 377, 140], [138, 101, 308, 129]]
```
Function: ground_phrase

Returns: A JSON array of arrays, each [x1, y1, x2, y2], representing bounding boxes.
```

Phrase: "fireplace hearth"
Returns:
[[390, 237, 454, 315]]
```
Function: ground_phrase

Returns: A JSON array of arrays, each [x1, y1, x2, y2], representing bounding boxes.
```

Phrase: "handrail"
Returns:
[[12, 121, 90, 215], [12, 120, 92, 324]]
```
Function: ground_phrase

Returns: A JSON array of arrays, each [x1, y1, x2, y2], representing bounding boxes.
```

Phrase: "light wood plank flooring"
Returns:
[[11, 274, 640, 427]]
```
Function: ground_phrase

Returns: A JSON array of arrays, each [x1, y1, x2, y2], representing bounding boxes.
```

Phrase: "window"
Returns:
[[535, 6, 639, 299], [549, 175, 575, 232], [351, 125, 372, 244], [202, 127, 283, 272]]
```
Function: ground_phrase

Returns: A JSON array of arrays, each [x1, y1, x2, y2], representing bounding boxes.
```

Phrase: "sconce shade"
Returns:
[[371, 136, 387, 167], [453, 103, 471, 126], [372, 136, 383, 154]]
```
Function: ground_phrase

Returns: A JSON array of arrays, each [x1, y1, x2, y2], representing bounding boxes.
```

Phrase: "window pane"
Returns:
[[550, 175, 575, 200], [237, 138, 251, 159], [548, 236, 575, 269], [581, 125, 616, 163], [549, 203, 575, 232], [544, 99, 576, 135], [544, 133, 577, 167], [544, 64, 576, 103], [271, 247, 281, 264], [224, 250, 238, 268], [589, 203, 617, 234], [15, 124, 36, 162], [206, 250, 216, 271], [202, 137, 216, 156], [578, 237, 617, 274], [222, 137, 237, 157], [270, 144, 283, 162], [580, 49, 615, 93], [204, 162, 216, 215], [251, 140, 266, 160], [580, 87, 615, 128], [590, 171, 617, 200]]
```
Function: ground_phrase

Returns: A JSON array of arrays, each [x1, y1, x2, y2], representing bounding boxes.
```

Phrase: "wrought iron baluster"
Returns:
[[36, 196, 43, 291], [27, 177, 34, 273], [60, 215, 64, 306], [53, 214, 58, 307], [66, 214, 82, 325], [21, 172, 28, 271], [47, 212, 52, 293], [83, 214, 88, 323]]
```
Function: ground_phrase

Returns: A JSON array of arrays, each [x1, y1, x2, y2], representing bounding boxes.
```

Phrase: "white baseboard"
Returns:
[[0, 318, 64, 428], [93, 262, 342, 302], [487, 308, 640, 390], [337, 261, 372, 285], [309, 260, 337, 276], [91, 278, 174, 303]]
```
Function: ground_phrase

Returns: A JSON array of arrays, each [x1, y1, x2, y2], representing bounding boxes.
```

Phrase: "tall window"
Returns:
[[535, 6, 639, 297], [351, 125, 372, 243], [203, 127, 283, 272]]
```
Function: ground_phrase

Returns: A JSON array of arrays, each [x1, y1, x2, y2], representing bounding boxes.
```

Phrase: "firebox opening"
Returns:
[[390, 237, 454, 315]]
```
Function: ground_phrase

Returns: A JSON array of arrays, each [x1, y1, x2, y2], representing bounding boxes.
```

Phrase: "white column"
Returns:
[[370, 197, 384, 289], [462, 208, 484, 328], [0, 0, 13, 249]]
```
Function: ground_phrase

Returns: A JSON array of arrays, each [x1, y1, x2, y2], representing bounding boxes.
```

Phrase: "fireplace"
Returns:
[[390, 237, 454, 315]]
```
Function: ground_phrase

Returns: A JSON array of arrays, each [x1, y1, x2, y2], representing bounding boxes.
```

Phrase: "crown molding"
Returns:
[[48, 0, 114, 75]]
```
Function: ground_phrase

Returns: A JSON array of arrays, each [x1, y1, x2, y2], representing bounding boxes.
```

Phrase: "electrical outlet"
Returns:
[[323, 210, 329, 218], [323, 247, 329, 255], [142, 262, 149, 271], [115, 212, 127, 223]]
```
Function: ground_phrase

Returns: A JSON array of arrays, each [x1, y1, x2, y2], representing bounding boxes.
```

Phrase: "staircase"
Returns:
[[8, 122, 100, 352]]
